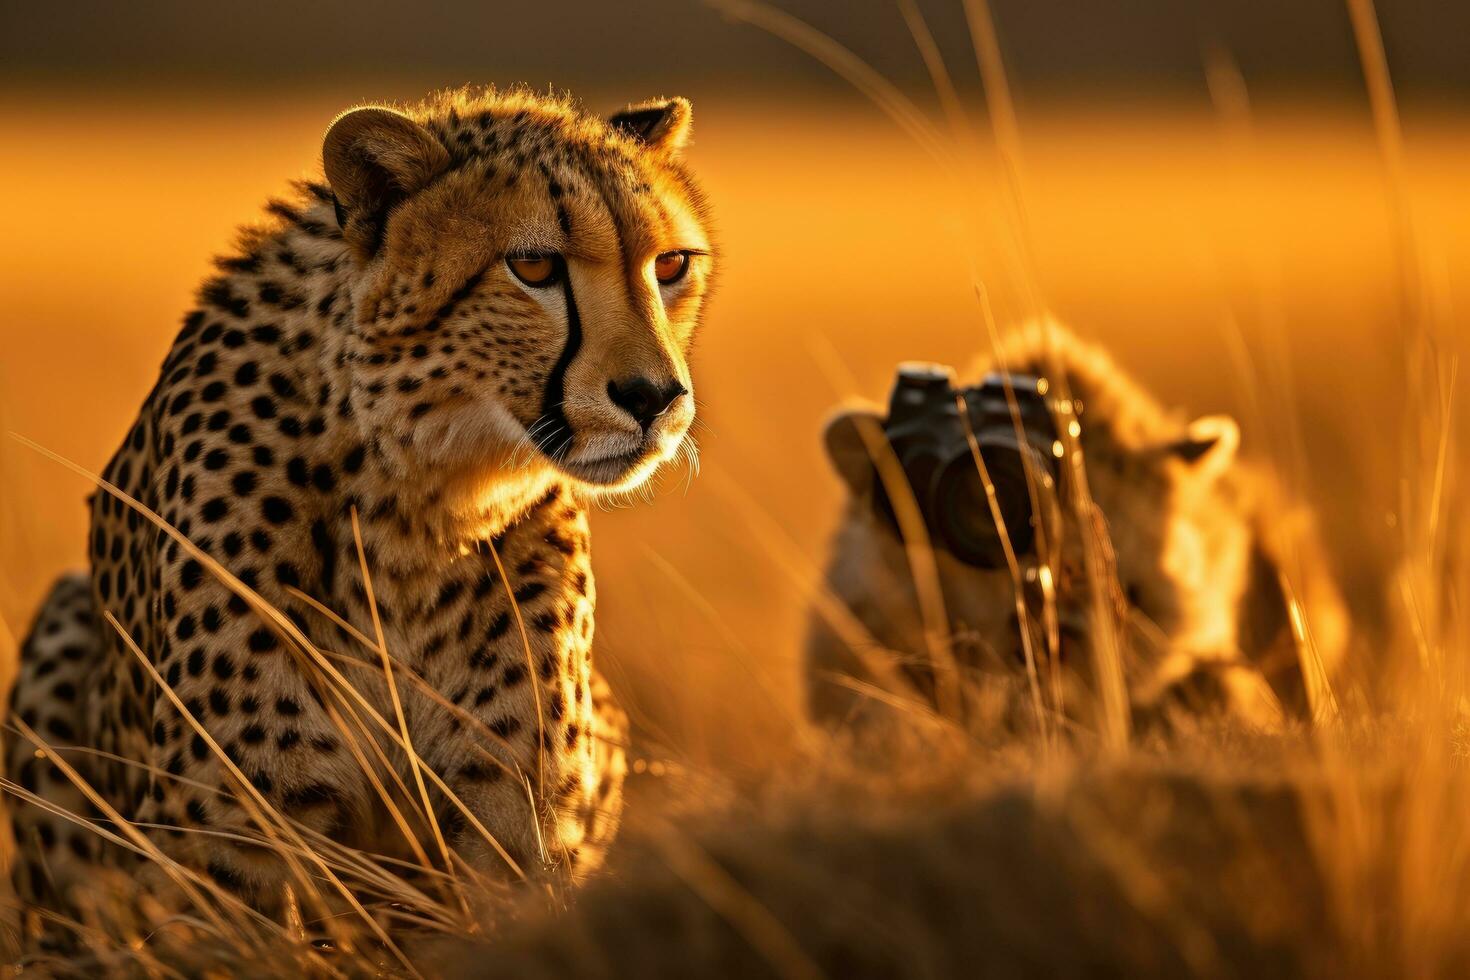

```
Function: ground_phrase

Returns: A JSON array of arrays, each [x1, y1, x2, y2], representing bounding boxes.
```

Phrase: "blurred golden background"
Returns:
[[2, 0, 1466, 774]]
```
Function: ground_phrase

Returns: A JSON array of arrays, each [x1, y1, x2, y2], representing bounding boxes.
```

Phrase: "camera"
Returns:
[[873, 362, 1069, 568]]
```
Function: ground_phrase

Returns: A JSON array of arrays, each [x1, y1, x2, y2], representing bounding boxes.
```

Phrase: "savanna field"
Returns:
[[2, 54, 1470, 978]]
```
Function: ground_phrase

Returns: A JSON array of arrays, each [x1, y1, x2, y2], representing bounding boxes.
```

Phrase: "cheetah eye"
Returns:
[[653, 251, 689, 285], [508, 254, 561, 288]]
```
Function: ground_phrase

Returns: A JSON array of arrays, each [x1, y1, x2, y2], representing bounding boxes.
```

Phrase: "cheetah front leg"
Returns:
[[126, 567, 386, 929], [421, 663, 626, 888]]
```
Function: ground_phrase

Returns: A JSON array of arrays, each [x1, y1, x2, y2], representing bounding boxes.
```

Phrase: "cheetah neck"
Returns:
[[347, 462, 578, 563]]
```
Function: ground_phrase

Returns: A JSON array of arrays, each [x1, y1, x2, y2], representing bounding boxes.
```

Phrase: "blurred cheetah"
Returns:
[[7, 87, 714, 916], [807, 322, 1347, 739]]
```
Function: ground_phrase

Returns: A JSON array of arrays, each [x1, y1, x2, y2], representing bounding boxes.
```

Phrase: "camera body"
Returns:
[[874, 362, 1069, 568]]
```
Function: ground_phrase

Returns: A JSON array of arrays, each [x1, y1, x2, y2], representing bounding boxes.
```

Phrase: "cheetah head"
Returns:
[[820, 330, 1254, 720], [321, 90, 713, 506]]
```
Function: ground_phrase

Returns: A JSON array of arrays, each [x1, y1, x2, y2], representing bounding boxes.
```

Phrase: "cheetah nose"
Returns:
[[607, 378, 686, 431]]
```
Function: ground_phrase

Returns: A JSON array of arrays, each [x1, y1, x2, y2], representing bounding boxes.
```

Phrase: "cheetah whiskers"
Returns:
[[509, 412, 564, 472], [675, 414, 708, 494], [418, 397, 536, 473], [673, 437, 701, 496]]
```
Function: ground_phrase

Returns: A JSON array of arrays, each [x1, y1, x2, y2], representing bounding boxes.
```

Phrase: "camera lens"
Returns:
[[931, 440, 1050, 567]]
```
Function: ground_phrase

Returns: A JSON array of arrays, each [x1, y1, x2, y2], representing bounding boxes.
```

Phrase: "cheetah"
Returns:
[[806, 322, 1347, 741], [6, 87, 714, 919]]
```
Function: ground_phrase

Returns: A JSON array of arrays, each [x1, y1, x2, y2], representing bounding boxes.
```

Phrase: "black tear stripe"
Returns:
[[537, 207, 582, 461]]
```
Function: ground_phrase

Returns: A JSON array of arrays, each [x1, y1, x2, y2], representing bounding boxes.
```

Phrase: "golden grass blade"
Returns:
[[851, 416, 965, 720], [706, 0, 951, 168], [0, 781, 203, 891], [103, 612, 423, 978], [896, 0, 970, 140], [960, 0, 1022, 169], [952, 389, 1052, 739], [285, 587, 525, 776], [702, 467, 943, 732], [415, 762, 529, 880], [8, 716, 230, 936], [102, 617, 426, 975], [12, 714, 446, 905], [125, 819, 449, 925], [283, 586, 376, 650], [1199, 41, 1355, 725], [519, 774, 551, 878], [305, 655, 528, 882], [805, 334, 963, 722], [10, 784, 395, 948], [320, 689, 439, 871], [0, 781, 334, 977], [955, 2, 1132, 743], [819, 671, 954, 734], [8, 781, 441, 940], [1344, 0, 1420, 327], [484, 535, 549, 815], [8, 432, 528, 882], [348, 506, 466, 917]]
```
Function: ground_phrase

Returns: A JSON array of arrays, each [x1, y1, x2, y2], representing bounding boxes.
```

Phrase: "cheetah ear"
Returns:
[[609, 98, 692, 155], [323, 106, 450, 259], [1167, 414, 1240, 480], [822, 408, 886, 495]]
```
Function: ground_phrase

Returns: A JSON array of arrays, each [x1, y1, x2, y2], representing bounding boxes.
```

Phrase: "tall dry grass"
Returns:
[[1, 0, 1468, 975]]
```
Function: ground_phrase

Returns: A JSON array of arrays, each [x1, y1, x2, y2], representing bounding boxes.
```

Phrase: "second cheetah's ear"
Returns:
[[323, 106, 450, 259], [1167, 414, 1240, 480], [823, 408, 886, 495], [609, 98, 692, 155]]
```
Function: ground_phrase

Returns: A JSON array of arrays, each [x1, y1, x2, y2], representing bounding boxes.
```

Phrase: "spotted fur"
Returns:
[[807, 322, 1347, 738], [7, 86, 714, 915]]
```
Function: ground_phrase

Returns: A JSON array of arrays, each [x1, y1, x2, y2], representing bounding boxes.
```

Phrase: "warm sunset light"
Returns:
[[1, 1, 1467, 975]]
